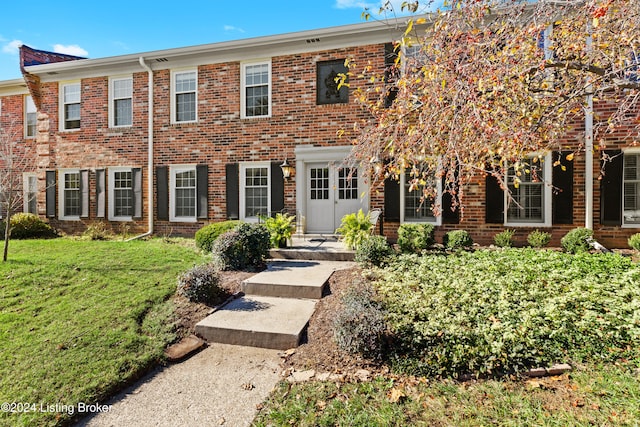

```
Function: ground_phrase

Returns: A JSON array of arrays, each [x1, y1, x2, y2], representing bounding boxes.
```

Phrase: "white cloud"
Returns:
[[223, 25, 246, 33], [52, 44, 88, 57], [2, 39, 23, 55]]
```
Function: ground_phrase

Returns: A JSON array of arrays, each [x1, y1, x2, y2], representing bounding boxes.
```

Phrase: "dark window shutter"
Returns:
[[384, 176, 401, 222], [196, 165, 208, 219], [225, 164, 239, 220], [46, 170, 56, 218], [552, 151, 573, 224], [384, 43, 399, 107], [485, 173, 504, 223], [80, 169, 89, 218], [441, 191, 460, 224], [95, 169, 105, 218], [132, 168, 142, 219], [600, 149, 623, 226], [156, 166, 169, 221], [270, 162, 285, 215]]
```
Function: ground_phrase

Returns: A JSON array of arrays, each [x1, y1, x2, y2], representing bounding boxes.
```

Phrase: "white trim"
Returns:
[[240, 59, 272, 119], [504, 152, 553, 227], [239, 162, 271, 222], [58, 168, 81, 220], [108, 75, 133, 128], [400, 170, 442, 226], [24, 95, 37, 138], [170, 69, 198, 124], [108, 167, 134, 221], [59, 81, 81, 131], [169, 164, 197, 222], [22, 172, 37, 214]]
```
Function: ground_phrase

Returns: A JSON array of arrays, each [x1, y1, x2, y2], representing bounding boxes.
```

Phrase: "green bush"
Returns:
[[397, 223, 435, 253], [83, 222, 112, 240], [9, 213, 56, 239], [195, 220, 241, 252], [333, 284, 387, 359], [561, 227, 593, 254], [443, 229, 473, 250], [262, 213, 295, 248], [493, 229, 515, 248], [629, 233, 640, 251], [355, 235, 395, 267], [211, 223, 270, 271], [177, 263, 224, 304], [527, 229, 551, 248], [336, 209, 372, 250]]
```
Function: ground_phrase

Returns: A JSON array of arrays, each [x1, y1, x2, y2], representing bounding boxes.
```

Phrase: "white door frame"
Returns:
[[294, 145, 370, 234]]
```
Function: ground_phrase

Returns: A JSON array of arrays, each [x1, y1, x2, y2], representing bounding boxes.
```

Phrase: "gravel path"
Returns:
[[76, 343, 281, 427]]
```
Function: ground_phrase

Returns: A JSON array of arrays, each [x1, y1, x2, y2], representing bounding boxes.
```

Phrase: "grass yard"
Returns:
[[0, 238, 203, 426]]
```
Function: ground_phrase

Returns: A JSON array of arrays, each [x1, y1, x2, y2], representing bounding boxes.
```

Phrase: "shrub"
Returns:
[[527, 230, 551, 248], [262, 213, 295, 248], [443, 229, 473, 250], [83, 222, 112, 240], [336, 209, 372, 250], [211, 223, 270, 271], [9, 213, 57, 239], [355, 235, 395, 267], [177, 263, 224, 304], [561, 227, 593, 254], [493, 229, 515, 248], [195, 220, 241, 252], [333, 284, 387, 359], [629, 233, 640, 251], [397, 223, 435, 253]]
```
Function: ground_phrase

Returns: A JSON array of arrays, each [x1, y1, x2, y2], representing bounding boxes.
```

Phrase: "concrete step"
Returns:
[[269, 236, 355, 262], [194, 295, 317, 350], [241, 260, 347, 299]]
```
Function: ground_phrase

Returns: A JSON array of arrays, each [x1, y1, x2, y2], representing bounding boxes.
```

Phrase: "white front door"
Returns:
[[305, 162, 364, 234]]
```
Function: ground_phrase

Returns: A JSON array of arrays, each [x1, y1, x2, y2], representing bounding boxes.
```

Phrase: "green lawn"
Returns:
[[0, 238, 203, 426]]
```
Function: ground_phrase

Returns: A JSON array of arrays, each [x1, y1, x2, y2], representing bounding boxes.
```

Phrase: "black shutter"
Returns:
[[46, 170, 56, 218], [384, 42, 399, 107], [552, 151, 574, 224], [225, 164, 239, 220], [485, 173, 504, 223], [132, 168, 142, 219], [156, 166, 169, 221], [196, 165, 208, 219], [441, 191, 460, 224], [80, 169, 89, 218], [96, 169, 105, 218], [384, 176, 401, 222], [270, 162, 285, 215], [600, 149, 623, 226]]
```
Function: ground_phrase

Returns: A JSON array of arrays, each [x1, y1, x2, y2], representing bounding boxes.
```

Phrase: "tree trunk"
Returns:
[[3, 210, 10, 262]]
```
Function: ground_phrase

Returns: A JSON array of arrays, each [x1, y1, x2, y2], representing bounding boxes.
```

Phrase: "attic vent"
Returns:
[[155, 58, 169, 62], [306, 38, 321, 43]]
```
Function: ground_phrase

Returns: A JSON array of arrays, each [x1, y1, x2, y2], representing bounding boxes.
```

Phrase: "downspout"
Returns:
[[128, 57, 154, 240]]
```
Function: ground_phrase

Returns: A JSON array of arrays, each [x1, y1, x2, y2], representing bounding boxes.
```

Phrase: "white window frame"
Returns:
[[58, 169, 81, 220], [504, 152, 552, 227], [239, 162, 271, 222], [108, 167, 134, 221], [171, 70, 197, 124], [400, 168, 443, 226], [59, 81, 81, 131], [23, 172, 37, 214], [241, 60, 272, 119], [622, 148, 640, 228], [25, 95, 37, 138], [109, 76, 133, 128], [169, 165, 197, 222]]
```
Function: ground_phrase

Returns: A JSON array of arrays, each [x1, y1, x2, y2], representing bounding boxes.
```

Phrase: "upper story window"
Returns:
[[505, 153, 552, 226], [241, 60, 271, 118], [317, 60, 348, 105], [172, 70, 197, 123], [623, 152, 640, 225], [25, 95, 37, 138], [109, 77, 133, 127], [60, 82, 81, 130]]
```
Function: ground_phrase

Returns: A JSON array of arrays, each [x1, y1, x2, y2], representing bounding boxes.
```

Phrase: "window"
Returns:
[[338, 168, 358, 200], [623, 152, 640, 225], [23, 173, 37, 214], [58, 170, 81, 218], [170, 166, 197, 221], [60, 82, 81, 130], [317, 60, 348, 105], [505, 153, 552, 226], [110, 77, 132, 127], [25, 96, 37, 138], [108, 168, 133, 220], [400, 167, 441, 224], [240, 163, 270, 220], [241, 61, 271, 118], [172, 71, 197, 123]]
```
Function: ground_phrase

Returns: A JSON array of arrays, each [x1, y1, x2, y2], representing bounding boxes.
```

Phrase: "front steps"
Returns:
[[195, 260, 350, 350]]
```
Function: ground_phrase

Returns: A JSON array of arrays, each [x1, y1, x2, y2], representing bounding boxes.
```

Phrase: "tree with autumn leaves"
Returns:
[[344, 0, 640, 215]]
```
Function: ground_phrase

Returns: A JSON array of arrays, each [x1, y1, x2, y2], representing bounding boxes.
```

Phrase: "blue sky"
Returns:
[[0, 0, 436, 81]]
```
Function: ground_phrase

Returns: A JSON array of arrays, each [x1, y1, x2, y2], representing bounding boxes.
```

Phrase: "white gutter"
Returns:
[[127, 57, 154, 241], [585, 21, 594, 229]]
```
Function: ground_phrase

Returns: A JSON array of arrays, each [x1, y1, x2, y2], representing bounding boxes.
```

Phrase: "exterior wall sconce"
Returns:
[[280, 159, 294, 180]]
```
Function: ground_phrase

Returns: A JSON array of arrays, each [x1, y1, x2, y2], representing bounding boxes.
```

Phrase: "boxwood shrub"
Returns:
[[397, 223, 435, 253], [195, 220, 241, 252], [211, 223, 270, 271], [8, 213, 57, 239]]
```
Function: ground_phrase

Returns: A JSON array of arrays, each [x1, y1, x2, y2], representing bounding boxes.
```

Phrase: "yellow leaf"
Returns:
[[593, 17, 599, 28], [566, 153, 574, 161], [404, 20, 414, 36], [387, 387, 406, 403], [416, 18, 426, 25]]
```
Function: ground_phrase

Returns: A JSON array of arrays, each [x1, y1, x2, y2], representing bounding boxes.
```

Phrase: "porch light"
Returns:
[[280, 159, 294, 179]]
